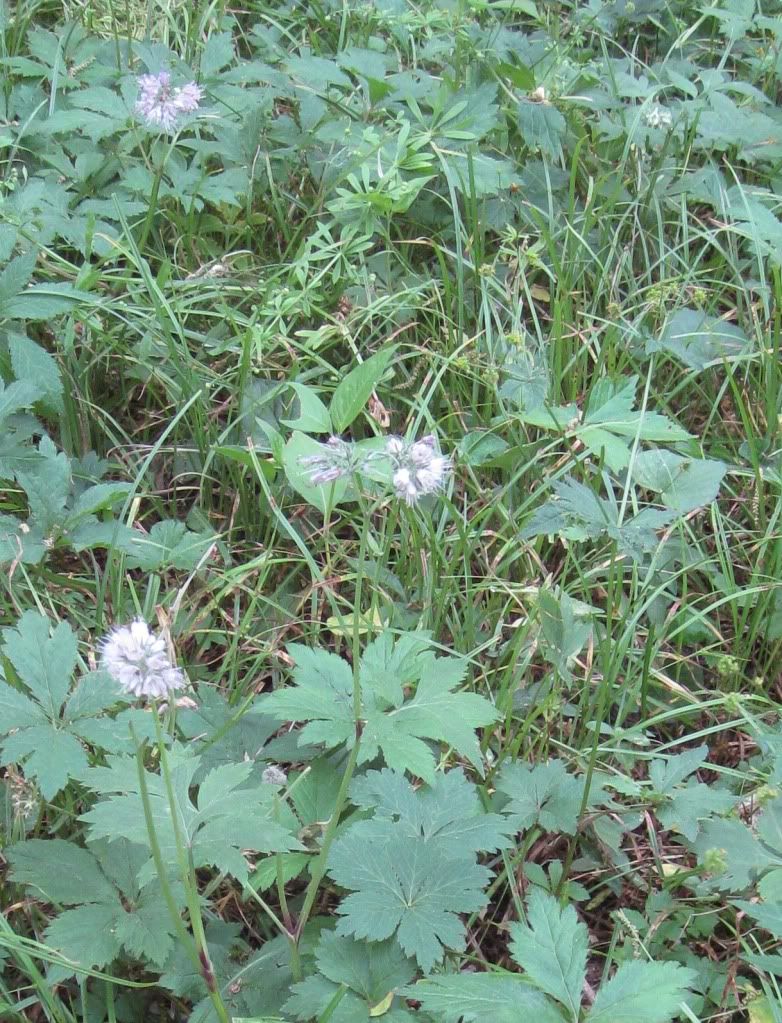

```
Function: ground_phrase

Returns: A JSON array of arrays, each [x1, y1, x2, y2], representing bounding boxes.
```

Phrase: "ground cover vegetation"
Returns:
[[1, 0, 782, 1019]]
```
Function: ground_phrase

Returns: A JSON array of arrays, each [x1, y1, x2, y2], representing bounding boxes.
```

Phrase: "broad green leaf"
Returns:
[[283, 431, 350, 514], [8, 333, 63, 411], [284, 975, 365, 1023], [693, 818, 772, 890], [285, 932, 416, 1022], [264, 634, 497, 781], [7, 838, 116, 905], [315, 931, 415, 999], [537, 589, 594, 679], [648, 309, 750, 370], [586, 961, 696, 1023], [406, 973, 563, 1023], [659, 459, 727, 514], [349, 768, 514, 857], [734, 900, 782, 939], [758, 796, 782, 854], [509, 889, 587, 1019], [578, 377, 691, 472], [122, 519, 216, 571], [80, 747, 302, 884], [15, 436, 71, 535], [329, 347, 396, 433], [1, 611, 77, 719], [0, 377, 43, 425], [517, 98, 566, 158], [1, 724, 88, 800], [496, 759, 586, 834], [656, 781, 737, 842], [0, 250, 36, 307], [329, 830, 491, 973], [45, 903, 123, 969], [648, 745, 708, 793], [3, 282, 94, 319]]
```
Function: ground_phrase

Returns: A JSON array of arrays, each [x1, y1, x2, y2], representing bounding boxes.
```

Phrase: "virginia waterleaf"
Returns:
[[263, 633, 498, 781], [79, 746, 302, 884], [509, 889, 588, 1021]]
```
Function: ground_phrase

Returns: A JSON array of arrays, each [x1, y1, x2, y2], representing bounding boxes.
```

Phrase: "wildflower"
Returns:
[[386, 434, 452, 506], [135, 70, 203, 131], [299, 436, 374, 486], [100, 618, 185, 699], [644, 104, 672, 130], [262, 764, 287, 786]]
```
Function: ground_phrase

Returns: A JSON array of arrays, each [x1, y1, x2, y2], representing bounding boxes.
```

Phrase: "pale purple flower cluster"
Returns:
[[300, 432, 452, 506], [299, 436, 375, 485], [386, 435, 452, 505], [135, 71, 202, 131], [100, 618, 185, 699]]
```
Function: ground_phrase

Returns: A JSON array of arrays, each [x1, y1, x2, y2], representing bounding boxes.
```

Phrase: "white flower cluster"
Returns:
[[300, 432, 453, 506], [135, 71, 202, 132], [262, 764, 288, 786], [644, 104, 673, 129], [100, 618, 185, 699], [386, 434, 452, 505]]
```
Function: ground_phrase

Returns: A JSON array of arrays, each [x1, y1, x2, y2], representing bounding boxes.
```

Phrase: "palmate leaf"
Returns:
[[8, 837, 178, 972], [509, 889, 588, 1021], [496, 759, 588, 835], [79, 746, 302, 884], [405, 973, 563, 1023], [285, 932, 417, 1023], [520, 476, 676, 562], [577, 376, 691, 473], [263, 632, 498, 781], [585, 961, 696, 1023], [328, 829, 491, 973], [349, 768, 515, 857], [0, 612, 122, 798]]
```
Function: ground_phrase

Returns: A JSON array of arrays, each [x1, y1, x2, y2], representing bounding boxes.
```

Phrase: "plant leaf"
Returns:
[[586, 961, 696, 1023], [509, 889, 588, 1019]]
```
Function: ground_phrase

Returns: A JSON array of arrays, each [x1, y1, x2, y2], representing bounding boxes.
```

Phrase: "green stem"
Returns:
[[293, 481, 369, 946], [292, 738, 362, 945], [145, 714, 232, 1023]]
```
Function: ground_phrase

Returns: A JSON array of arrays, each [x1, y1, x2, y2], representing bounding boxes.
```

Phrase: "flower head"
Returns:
[[262, 764, 288, 786], [644, 104, 672, 130], [135, 71, 203, 132], [386, 434, 452, 505], [100, 618, 185, 699], [299, 436, 375, 486]]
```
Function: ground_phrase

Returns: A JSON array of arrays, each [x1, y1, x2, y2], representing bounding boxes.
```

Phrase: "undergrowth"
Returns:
[[1, 0, 782, 1020]]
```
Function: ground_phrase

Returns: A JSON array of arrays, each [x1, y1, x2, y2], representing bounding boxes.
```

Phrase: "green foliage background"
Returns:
[[1, 0, 782, 1020]]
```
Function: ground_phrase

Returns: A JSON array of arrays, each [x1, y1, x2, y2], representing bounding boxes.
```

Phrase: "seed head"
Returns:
[[100, 618, 185, 699], [135, 71, 203, 132]]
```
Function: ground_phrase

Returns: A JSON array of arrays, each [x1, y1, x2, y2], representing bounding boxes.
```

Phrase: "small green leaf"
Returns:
[[509, 889, 588, 1019], [329, 347, 395, 433], [406, 973, 562, 1023], [281, 382, 332, 434], [496, 759, 586, 835]]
